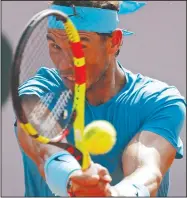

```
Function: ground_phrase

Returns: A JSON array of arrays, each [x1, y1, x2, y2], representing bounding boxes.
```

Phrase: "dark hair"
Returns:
[[50, 1, 122, 56], [50, 1, 120, 11]]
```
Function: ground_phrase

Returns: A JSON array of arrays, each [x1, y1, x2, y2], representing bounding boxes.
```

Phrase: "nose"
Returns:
[[58, 49, 74, 70]]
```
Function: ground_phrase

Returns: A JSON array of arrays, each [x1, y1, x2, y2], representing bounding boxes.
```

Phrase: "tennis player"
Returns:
[[14, 1, 186, 197]]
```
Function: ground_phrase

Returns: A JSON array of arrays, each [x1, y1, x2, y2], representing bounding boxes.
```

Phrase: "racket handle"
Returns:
[[83, 161, 98, 175], [75, 141, 98, 174]]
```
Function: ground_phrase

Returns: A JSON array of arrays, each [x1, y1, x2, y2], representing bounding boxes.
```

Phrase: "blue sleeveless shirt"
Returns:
[[14, 64, 186, 196]]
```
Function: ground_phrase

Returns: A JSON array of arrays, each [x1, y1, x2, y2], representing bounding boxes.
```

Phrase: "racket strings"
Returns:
[[28, 90, 73, 139], [21, 19, 50, 82], [41, 89, 72, 138], [28, 92, 54, 126], [18, 13, 79, 142]]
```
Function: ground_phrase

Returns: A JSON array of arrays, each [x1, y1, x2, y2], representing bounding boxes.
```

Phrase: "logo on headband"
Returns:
[[68, 5, 78, 17]]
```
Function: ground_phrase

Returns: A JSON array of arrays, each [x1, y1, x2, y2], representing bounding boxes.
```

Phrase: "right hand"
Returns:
[[69, 163, 113, 197]]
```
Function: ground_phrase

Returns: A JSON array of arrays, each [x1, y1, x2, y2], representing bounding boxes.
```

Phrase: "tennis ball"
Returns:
[[83, 120, 116, 155]]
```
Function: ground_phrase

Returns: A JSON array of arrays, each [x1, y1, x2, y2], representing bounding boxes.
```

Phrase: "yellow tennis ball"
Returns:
[[83, 120, 116, 155]]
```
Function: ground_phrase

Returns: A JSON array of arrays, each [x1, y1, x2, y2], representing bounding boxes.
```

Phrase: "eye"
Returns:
[[81, 44, 87, 49], [51, 43, 61, 51]]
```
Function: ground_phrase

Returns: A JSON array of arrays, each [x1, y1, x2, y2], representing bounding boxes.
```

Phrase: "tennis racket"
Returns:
[[11, 9, 91, 171]]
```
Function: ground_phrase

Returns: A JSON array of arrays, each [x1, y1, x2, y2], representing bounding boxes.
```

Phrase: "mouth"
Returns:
[[59, 70, 75, 82], [62, 76, 75, 82], [65, 76, 75, 81]]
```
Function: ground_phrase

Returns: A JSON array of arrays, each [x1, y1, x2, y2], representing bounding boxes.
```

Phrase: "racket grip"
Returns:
[[83, 161, 98, 175]]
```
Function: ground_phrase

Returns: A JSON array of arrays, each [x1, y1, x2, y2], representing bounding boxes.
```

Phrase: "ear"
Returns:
[[109, 29, 123, 55]]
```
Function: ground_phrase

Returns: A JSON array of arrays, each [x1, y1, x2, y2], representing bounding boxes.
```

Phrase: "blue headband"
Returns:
[[48, 1, 146, 36]]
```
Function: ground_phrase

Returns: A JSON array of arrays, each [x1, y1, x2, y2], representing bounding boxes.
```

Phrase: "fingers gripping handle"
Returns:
[[83, 161, 98, 175], [44, 151, 97, 197]]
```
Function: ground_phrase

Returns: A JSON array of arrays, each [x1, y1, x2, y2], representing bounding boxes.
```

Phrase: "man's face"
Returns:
[[47, 29, 111, 90]]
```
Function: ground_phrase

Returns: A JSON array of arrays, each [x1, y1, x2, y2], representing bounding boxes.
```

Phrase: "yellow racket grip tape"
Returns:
[[64, 19, 80, 43], [73, 57, 85, 67]]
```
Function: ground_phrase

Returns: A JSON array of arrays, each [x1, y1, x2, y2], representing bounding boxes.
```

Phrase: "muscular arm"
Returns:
[[17, 121, 63, 178], [114, 131, 176, 196], [113, 88, 186, 197], [16, 95, 65, 178]]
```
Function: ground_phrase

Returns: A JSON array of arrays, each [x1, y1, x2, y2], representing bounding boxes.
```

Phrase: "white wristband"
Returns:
[[115, 181, 150, 197]]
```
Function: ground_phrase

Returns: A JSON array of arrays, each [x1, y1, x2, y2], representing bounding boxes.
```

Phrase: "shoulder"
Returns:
[[26, 66, 62, 86], [119, 68, 186, 131], [124, 69, 186, 107], [18, 67, 64, 98], [35, 67, 61, 81], [123, 69, 186, 158]]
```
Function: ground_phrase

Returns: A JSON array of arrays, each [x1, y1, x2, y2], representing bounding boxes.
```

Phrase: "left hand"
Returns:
[[69, 163, 119, 197]]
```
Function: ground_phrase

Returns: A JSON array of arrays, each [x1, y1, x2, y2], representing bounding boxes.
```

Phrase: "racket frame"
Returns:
[[11, 9, 90, 170]]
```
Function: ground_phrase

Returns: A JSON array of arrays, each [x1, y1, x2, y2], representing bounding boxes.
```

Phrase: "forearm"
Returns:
[[17, 121, 64, 177], [114, 165, 162, 196]]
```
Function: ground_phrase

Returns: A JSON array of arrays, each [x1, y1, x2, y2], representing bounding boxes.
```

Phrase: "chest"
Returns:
[[67, 102, 142, 174]]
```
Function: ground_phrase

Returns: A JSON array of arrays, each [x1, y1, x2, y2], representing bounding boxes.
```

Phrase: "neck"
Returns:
[[86, 60, 126, 106]]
